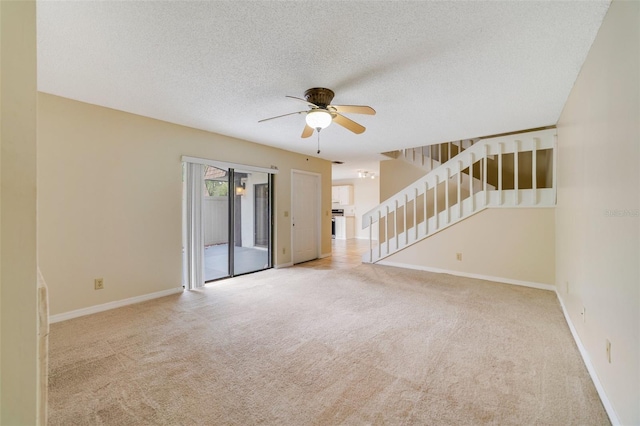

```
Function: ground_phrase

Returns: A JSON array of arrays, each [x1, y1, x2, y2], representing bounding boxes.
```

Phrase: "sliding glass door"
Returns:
[[203, 165, 230, 281], [184, 158, 274, 288], [232, 170, 271, 276]]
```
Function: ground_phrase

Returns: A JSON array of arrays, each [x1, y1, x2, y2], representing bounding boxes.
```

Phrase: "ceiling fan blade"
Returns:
[[258, 110, 306, 123], [286, 95, 318, 108], [333, 113, 366, 134], [301, 124, 314, 138], [331, 105, 376, 115]]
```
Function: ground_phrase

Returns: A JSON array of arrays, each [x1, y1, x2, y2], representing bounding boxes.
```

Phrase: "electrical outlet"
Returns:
[[94, 278, 104, 290], [606, 339, 611, 363], [456, 252, 462, 261], [282, 248, 286, 255]]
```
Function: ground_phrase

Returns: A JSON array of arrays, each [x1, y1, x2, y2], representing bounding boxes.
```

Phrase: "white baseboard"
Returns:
[[49, 287, 183, 324], [376, 260, 555, 291], [555, 293, 620, 425]]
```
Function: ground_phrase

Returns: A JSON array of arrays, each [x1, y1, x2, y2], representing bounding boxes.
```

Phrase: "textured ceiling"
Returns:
[[37, 0, 609, 178]]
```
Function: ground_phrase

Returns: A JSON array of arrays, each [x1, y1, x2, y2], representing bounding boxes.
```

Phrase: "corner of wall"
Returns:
[[0, 1, 39, 424]]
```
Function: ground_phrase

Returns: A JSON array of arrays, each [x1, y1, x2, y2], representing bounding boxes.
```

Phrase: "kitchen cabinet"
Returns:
[[332, 185, 353, 205]]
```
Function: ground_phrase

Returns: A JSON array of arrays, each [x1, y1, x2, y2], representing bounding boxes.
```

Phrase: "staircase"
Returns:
[[362, 128, 557, 263]]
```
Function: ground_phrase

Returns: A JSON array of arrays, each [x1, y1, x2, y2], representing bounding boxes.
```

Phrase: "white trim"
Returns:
[[49, 287, 183, 324], [185, 162, 205, 289], [274, 262, 293, 269], [555, 292, 620, 425], [489, 205, 556, 209], [181, 156, 278, 175], [291, 169, 322, 177], [376, 260, 555, 291]]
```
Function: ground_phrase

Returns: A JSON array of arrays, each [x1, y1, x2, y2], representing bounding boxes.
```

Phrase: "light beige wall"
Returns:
[[1, 3, 3, 418], [556, 1, 639, 423], [379, 159, 427, 202], [385, 208, 555, 286], [332, 177, 380, 239], [0, 1, 39, 424], [38, 93, 332, 316]]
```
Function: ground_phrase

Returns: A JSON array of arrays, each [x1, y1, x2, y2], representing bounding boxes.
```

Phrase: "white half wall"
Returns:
[[384, 208, 556, 287]]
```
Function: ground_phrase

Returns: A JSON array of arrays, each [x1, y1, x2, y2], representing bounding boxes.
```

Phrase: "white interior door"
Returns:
[[292, 171, 319, 264]]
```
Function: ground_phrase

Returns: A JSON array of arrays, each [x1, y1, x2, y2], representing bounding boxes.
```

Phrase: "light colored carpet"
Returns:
[[48, 264, 609, 425]]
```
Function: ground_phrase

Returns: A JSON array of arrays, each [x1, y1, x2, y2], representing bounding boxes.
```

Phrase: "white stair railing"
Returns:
[[400, 139, 479, 172], [362, 128, 557, 263]]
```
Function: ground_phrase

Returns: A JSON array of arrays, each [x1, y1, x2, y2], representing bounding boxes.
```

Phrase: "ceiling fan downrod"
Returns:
[[316, 128, 321, 154]]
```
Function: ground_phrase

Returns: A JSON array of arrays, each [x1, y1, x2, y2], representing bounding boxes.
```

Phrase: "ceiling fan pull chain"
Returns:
[[317, 128, 321, 154]]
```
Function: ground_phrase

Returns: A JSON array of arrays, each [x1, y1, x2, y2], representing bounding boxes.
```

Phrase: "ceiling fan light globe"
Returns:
[[305, 109, 332, 130]]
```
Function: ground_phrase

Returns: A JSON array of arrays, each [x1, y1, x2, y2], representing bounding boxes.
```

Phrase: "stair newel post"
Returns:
[[444, 168, 450, 224], [483, 144, 489, 206], [514, 139, 520, 205], [377, 210, 382, 259], [368, 214, 373, 262], [469, 153, 475, 213], [424, 181, 429, 235], [385, 205, 390, 255], [498, 142, 504, 206], [532, 138, 538, 205], [394, 199, 399, 251], [457, 161, 462, 219], [414, 187, 418, 241], [404, 193, 408, 246], [434, 175, 439, 230]]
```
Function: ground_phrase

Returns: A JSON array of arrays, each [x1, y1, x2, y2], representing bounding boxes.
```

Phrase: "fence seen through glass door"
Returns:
[[203, 165, 230, 281]]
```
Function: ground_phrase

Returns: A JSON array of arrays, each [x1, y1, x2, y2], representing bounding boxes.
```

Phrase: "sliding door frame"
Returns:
[[182, 156, 278, 287]]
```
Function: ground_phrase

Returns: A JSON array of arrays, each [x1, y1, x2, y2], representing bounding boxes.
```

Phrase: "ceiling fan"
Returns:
[[258, 87, 376, 138]]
